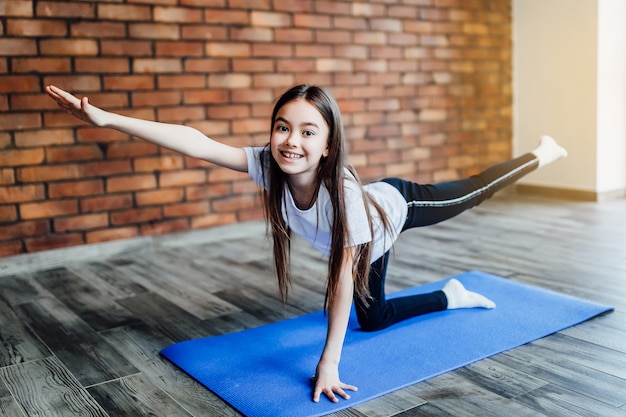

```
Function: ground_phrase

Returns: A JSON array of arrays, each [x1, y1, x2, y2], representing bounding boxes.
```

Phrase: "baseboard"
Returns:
[[514, 184, 626, 202]]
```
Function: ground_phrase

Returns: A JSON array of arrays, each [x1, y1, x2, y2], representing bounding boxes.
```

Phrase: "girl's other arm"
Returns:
[[45, 85, 248, 172], [312, 246, 358, 403]]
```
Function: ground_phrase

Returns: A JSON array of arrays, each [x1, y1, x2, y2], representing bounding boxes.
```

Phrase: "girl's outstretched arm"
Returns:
[[45, 85, 248, 172], [312, 246, 358, 403]]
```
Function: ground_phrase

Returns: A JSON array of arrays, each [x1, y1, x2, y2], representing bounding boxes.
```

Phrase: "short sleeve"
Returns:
[[244, 146, 269, 189]]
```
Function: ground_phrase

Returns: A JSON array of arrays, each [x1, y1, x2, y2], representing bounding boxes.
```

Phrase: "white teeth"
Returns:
[[281, 151, 302, 159]]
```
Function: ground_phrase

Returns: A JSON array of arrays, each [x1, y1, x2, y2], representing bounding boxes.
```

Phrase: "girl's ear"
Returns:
[[323, 146, 329, 158]]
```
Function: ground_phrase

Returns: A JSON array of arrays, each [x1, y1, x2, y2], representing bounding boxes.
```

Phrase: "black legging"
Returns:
[[354, 153, 538, 331]]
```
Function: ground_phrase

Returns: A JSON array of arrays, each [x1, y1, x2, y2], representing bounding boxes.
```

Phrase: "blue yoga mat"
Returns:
[[161, 271, 612, 417]]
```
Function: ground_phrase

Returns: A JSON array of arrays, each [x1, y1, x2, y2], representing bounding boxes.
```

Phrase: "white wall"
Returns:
[[514, 0, 626, 197], [597, 0, 626, 194]]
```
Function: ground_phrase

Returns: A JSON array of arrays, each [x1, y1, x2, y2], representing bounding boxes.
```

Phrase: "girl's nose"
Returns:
[[284, 132, 298, 147]]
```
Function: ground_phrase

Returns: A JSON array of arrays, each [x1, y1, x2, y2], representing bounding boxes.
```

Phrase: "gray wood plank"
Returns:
[[116, 291, 221, 342], [0, 356, 109, 417], [14, 297, 139, 387], [410, 372, 547, 417], [88, 373, 194, 417], [514, 383, 626, 417], [455, 357, 549, 399], [33, 267, 139, 331], [0, 376, 26, 417], [0, 297, 50, 367], [492, 342, 626, 408], [100, 323, 242, 417], [124, 260, 239, 320]]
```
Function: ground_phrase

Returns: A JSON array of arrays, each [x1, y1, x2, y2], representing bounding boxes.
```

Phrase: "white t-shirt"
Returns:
[[244, 147, 407, 262]]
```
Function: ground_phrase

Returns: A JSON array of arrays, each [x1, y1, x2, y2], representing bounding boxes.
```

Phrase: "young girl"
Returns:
[[46, 84, 567, 404]]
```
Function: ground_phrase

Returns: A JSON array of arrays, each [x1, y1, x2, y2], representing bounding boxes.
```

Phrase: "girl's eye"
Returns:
[[276, 125, 288, 132], [303, 130, 315, 137]]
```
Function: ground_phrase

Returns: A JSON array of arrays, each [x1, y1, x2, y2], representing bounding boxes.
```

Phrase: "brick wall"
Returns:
[[0, 0, 513, 256]]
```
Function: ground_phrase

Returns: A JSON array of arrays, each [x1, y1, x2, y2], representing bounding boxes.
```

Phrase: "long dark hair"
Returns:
[[262, 84, 389, 310]]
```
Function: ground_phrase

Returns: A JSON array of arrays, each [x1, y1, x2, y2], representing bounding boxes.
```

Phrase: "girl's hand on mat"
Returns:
[[312, 364, 357, 403]]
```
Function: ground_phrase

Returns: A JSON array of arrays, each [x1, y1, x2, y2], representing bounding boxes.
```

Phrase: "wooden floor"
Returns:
[[0, 193, 625, 417]]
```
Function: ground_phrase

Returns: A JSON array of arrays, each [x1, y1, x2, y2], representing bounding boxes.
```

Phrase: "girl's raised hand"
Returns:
[[45, 85, 109, 127]]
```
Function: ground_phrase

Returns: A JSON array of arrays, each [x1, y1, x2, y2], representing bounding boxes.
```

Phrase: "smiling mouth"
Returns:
[[280, 151, 303, 160]]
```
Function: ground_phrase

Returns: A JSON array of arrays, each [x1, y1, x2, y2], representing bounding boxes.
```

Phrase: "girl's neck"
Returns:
[[288, 178, 319, 210]]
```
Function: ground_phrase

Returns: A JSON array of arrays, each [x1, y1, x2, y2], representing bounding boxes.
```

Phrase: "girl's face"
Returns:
[[270, 99, 330, 186]]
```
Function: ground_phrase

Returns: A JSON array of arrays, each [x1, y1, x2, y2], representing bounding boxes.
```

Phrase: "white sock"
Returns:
[[532, 135, 568, 168], [442, 279, 496, 309]]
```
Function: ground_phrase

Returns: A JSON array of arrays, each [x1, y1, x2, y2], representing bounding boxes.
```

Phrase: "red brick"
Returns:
[[229, 0, 270, 8], [157, 105, 204, 122], [313, 1, 351, 14], [184, 58, 230, 73], [136, 188, 184, 206], [154, 6, 202, 22], [134, 155, 184, 172], [0, 75, 39, 93], [206, 104, 250, 120], [11, 93, 59, 111], [20, 199, 78, 220], [203, 9, 248, 25], [81, 194, 133, 213], [275, 28, 314, 43], [140, 219, 189, 236], [39, 39, 98, 56], [71, 21, 126, 38], [15, 129, 74, 147], [7, 18, 67, 36], [106, 174, 157, 192], [0, 168, 14, 185], [25, 233, 84, 252], [43, 74, 100, 92], [0, 220, 49, 241], [0, 240, 23, 257], [103, 75, 155, 91], [185, 182, 231, 200], [81, 160, 132, 177], [163, 201, 209, 217], [159, 170, 206, 187], [105, 141, 157, 159], [191, 212, 237, 229], [0, 184, 45, 203], [294, 13, 331, 29], [73, 58, 128, 74], [0, 1, 33, 17], [54, 213, 108, 233], [37, 1, 94, 18], [129, 23, 179, 40], [132, 90, 182, 107], [157, 75, 205, 89], [207, 167, 248, 183], [0, 148, 44, 167], [98, 3, 151, 21], [77, 128, 129, 143], [156, 41, 204, 57], [101, 40, 152, 57], [250, 11, 290, 27], [212, 194, 256, 212], [333, 17, 367, 30], [133, 59, 182, 74], [46, 145, 103, 163], [0, 113, 41, 131], [206, 42, 251, 58], [49, 179, 104, 198], [12, 58, 71, 73], [86, 226, 138, 244], [111, 207, 162, 226]]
